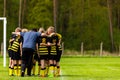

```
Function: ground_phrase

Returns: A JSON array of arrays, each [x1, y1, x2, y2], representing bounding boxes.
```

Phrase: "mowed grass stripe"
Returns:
[[60, 57, 120, 80]]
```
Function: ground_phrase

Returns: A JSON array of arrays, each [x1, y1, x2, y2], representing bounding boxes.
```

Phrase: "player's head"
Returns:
[[22, 28, 28, 32], [39, 27, 45, 33], [15, 27, 21, 32], [47, 26, 55, 35], [31, 28, 37, 32], [41, 33, 47, 36]]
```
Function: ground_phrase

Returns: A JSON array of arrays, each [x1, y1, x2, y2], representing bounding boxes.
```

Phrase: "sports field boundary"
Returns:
[[61, 55, 120, 58]]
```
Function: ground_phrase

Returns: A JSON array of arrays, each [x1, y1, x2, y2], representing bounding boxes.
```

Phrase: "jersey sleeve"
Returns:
[[57, 33, 62, 39]]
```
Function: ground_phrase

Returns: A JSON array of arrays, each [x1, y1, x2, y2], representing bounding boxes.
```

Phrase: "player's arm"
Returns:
[[9, 38, 15, 43], [40, 43, 48, 46], [12, 32, 21, 35], [36, 43, 39, 57], [57, 33, 62, 46], [20, 42, 22, 56], [20, 36, 23, 56]]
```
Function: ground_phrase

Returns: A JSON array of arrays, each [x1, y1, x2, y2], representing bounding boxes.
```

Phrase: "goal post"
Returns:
[[0, 17, 7, 67]]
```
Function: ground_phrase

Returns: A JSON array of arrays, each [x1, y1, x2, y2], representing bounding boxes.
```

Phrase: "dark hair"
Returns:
[[31, 28, 37, 32]]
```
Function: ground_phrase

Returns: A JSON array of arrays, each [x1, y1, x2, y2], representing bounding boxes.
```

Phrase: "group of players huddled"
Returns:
[[8, 26, 62, 77]]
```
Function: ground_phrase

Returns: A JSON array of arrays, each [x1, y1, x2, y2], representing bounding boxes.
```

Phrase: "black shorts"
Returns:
[[40, 55, 48, 60], [48, 54, 56, 60], [48, 47, 57, 60], [12, 51, 21, 60], [22, 48, 34, 61], [8, 50, 12, 58], [33, 53, 40, 61], [56, 50, 62, 62]]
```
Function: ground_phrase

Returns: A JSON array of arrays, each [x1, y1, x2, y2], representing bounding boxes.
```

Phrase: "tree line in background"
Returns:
[[0, 0, 120, 52]]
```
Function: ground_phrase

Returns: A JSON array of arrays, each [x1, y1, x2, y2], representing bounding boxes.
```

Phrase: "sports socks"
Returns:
[[14, 64, 17, 76], [18, 64, 21, 76], [38, 64, 41, 75], [32, 63, 36, 75], [48, 64, 54, 77]]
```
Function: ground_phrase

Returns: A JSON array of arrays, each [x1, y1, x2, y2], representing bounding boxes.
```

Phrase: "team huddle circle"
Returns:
[[8, 26, 62, 77]]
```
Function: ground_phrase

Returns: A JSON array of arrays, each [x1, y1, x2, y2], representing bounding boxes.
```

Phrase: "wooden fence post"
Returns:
[[100, 42, 103, 56], [81, 42, 84, 55], [119, 45, 120, 56], [1, 42, 3, 56]]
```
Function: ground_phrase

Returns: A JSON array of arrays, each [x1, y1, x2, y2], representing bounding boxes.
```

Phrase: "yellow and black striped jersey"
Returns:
[[11, 35, 22, 52], [38, 36, 48, 55], [8, 34, 16, 50], [48, 34, 59, 55]]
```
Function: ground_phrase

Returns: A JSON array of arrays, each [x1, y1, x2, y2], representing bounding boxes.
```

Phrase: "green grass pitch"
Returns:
[[0, 56, 120, 80]]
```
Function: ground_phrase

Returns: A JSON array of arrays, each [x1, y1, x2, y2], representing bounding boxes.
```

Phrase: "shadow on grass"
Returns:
[[0, 70, 8, 72], [60, 74, 85, 78]]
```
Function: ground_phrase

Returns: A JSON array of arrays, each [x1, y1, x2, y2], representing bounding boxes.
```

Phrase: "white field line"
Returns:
[[107, 66, 119, 71], [60, 69, 64, 80]]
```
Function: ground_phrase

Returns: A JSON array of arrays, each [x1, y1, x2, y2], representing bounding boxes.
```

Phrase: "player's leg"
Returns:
[[56, 50, 62, 76], [27, 49, 34, 76], [8, 50, 14, 76], [54, 56, 57, 77], [21, 48, 28, 77], [37, 55, 41, 76], [45, 56, 49, 76], [40, 59, 45, 77], [13, 60, 18, 76], [32, 57, 36, 75], [9, 59, 14, 76], [12, 52, 18, 76], [40, 55, 48, 77], [48, 55, 54, 77], [15, 52, 21, 76], [17, 59, 21, 76]]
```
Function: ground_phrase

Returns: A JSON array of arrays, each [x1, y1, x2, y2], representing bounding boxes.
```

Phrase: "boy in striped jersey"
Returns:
[[11, 27, 23, 76]]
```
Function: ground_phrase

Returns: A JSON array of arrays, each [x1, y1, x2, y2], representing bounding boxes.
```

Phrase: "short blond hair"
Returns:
[[47, 26, 55, 34], [15, 27, 21, 32], [22, 28, 28, 32], [39, 27, 45, 33]]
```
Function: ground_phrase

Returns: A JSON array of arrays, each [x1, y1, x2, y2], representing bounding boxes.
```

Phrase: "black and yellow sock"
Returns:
[[18, 64, 21, 76], [32, 64, 35, 75], [38, 64, 41, 75], [14, 64, 18, 76]]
